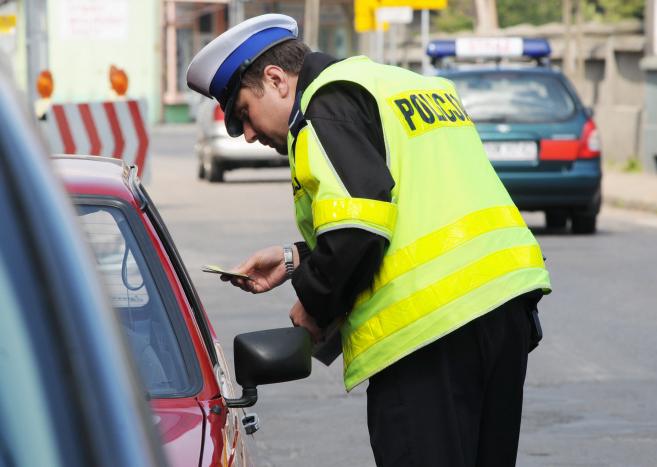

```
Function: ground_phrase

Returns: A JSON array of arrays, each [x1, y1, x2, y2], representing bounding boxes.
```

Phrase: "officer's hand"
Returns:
[[223, 245, 291, 293], [289, 300, 323, 343]]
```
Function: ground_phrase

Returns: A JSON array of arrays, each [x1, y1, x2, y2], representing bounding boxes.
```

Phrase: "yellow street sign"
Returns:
[[355, 0, 390, 32], [354, 0, 447, 32], [380, 0, 447, 9], [355, 0, 376, 32], [0, 15, 17, 34]]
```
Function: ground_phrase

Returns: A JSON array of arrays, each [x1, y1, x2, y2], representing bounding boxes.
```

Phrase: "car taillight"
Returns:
[[578, 119, 601, 159], [538, 119, 601, 161], [214, 105, 224, 122]]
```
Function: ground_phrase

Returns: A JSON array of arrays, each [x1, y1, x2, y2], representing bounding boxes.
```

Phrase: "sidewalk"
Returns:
[[603, 169, 657, 213]]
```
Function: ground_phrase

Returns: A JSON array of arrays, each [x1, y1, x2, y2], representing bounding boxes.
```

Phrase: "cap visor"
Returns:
[[223, 89, 243, 137]]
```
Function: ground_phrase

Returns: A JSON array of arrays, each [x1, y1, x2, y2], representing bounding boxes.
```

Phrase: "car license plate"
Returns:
[[483, 141, 537, 162]]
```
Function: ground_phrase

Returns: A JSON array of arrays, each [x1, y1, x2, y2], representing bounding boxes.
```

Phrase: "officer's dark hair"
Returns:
[[241, 39, 310, 95]]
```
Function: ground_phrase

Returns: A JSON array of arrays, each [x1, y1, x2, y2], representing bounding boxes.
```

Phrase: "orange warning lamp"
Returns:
[[36, 70, 53, 99], [109, 65, 128, 96]]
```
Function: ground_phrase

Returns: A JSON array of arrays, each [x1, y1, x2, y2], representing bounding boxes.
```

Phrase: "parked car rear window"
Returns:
[[450, 72, 576, 123], [77, 205, 192, 397]]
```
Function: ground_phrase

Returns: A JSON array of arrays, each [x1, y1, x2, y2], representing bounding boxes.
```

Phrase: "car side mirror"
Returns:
[[224, 327, 312, 408], [585, 106, 594, 118]]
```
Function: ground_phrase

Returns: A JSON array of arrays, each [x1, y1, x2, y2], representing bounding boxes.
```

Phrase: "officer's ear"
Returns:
[[263, 65, 291, 99]]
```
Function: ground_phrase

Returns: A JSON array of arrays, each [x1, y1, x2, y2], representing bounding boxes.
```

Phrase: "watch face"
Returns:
[[283, 245, 294, 276]]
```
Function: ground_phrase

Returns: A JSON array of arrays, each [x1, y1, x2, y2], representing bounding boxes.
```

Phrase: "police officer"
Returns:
[[187, 14, 551, 467]]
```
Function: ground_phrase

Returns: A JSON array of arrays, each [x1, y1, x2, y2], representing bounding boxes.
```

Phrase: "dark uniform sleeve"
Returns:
[[291, 82, 395, 328]]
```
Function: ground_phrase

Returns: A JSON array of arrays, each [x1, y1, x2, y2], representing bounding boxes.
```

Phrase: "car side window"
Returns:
[[79, 208, 150, 307], [77, 205, 193, 397]]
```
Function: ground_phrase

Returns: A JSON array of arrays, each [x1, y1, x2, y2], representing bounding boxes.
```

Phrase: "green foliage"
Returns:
[[433, 0, 645, 32], [588, 0, 645, 22], [497, 0, 563, 27], [622, 157, 643, 173], [434, 0, 475, 32]]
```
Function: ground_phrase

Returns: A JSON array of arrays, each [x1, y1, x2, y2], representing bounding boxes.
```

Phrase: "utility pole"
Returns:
[[562, 0, 574, 77], [641, 0, 657, 172], [474, 0, 498, 34], [375, 19, 384, 63], [229, 0, 244, 27], [304, 0, 320, 50], [164, 1, 177, 104], [574, 0, 585, 82], [421, 9, 430, 74], [25, 0, 49, 107], [647, 0, 656, 56]]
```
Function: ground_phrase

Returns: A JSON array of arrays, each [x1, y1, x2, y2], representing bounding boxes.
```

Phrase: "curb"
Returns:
[[603, 196, 657, 215], [601, 169, 657, 215]]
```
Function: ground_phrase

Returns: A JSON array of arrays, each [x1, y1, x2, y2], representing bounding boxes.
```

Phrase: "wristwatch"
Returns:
[[283, 244, 294, 278]]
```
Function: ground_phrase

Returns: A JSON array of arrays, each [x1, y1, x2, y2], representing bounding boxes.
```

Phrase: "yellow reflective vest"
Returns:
[[287, 56, 552, 391]]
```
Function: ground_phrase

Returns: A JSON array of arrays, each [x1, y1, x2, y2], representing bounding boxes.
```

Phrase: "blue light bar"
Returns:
[[426, 40, 456, 59], [522, 38, 551, 58], [426, 38, 551, 60]]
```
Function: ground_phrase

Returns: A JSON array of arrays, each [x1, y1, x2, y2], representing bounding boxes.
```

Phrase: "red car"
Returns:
[[54, 156, 311, 467]]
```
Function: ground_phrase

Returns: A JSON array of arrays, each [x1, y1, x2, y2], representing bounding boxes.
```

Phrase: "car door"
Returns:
[[74, 191, 246, 467], [135, 186, 249, 467], [74, 198, 212, 466]]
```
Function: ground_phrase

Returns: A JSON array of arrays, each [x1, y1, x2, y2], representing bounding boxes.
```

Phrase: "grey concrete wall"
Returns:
[[594, 105, 643, 164], [615, 52, 646, 105], [640, 56, 657, 173], [568, 46, 646, 165]]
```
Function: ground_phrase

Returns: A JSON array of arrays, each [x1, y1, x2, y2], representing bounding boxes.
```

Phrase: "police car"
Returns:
[[427, 37, 602, 234]]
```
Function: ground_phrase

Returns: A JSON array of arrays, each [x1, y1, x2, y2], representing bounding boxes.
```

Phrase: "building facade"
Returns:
[[7, 0, 162, 123], [5, 0, 356, 123]]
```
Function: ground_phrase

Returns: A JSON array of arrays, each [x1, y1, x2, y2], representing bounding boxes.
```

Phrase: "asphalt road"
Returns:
[[148, 125, 657, 467]]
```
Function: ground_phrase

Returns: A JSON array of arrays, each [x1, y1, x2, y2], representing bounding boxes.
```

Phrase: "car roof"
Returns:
[[438, 65, 565, 78], [53, 156, 142, 205]]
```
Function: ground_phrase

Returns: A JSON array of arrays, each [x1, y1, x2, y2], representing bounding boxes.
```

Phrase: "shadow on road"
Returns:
[[529, 226, 612, 237], [221, 178, 290, 185]]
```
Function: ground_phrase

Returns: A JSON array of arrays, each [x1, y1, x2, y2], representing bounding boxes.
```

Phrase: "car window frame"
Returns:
[[73, 195, 204, 399], [135, 183, 219, 367]]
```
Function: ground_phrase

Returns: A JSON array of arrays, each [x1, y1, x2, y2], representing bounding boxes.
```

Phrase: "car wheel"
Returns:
[[197, 159, 206, 179], [545, 210, 568, 229], [571, 214, 597, 234], [207, 160, 225, 183]]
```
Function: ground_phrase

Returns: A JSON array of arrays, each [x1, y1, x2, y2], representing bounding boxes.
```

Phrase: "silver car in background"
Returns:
[[195, 98, 288, 182]]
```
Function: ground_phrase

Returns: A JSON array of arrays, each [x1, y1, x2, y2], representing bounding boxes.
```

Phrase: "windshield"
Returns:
[[450, 72, 576, 123], [77, 205, 193, 397]]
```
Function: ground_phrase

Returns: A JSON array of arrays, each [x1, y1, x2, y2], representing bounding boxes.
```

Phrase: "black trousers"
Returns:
[[367, 295, 537, 467]]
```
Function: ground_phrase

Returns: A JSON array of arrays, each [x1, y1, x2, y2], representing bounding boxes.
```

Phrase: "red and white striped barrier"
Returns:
[[44, 99, 150, 179]]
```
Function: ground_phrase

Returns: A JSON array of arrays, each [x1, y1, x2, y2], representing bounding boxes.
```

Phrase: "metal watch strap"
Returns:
[[283, 244, 294, 278]]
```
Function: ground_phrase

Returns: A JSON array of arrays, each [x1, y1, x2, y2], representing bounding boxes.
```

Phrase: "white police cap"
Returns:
[[186, 14, 298, 137]]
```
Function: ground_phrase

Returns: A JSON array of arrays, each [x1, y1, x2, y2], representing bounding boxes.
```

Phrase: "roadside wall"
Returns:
[[540, 23, 645, 168]]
